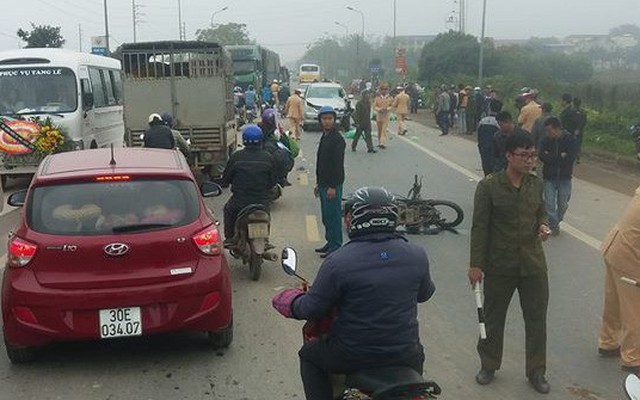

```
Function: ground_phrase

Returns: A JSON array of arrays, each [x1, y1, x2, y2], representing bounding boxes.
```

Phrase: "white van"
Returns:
[[0, 49, 125, 185]]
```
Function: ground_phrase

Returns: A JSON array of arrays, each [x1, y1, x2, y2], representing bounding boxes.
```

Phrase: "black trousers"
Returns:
[[352, 125, 374, 151], [477, 273, 549, 378], [299, 336, 424, 400]]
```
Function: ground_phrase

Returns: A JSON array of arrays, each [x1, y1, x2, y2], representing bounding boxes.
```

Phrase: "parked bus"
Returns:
[[0, 48, 124, 187], [298, 63, 321, 83], [225, 45, 281, 92]]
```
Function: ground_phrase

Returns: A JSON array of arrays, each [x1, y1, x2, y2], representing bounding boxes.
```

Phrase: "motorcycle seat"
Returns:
[[346, 367, 441, 398], [237, 204, 268, 220]]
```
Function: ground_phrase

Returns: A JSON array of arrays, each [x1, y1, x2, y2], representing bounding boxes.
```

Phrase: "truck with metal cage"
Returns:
[[120, 41, 236, 177]]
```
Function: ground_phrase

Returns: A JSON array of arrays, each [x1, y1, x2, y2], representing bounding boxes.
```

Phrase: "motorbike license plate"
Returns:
[[99, 307, 142, 339], [248, 222, 269, 239]]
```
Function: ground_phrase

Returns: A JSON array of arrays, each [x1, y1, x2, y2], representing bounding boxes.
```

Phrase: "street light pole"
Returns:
[[103, 0, 110, 54], [346, 6, 364, 57], [478, 0, 487, 86], [178, 0, 184, 40], [210, 6, 229, 26]]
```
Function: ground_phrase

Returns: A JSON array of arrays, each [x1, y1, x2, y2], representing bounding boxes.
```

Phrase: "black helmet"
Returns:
[[343, 186, 398, 238]]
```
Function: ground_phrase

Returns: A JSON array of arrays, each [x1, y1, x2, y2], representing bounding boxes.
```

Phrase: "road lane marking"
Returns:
[[298, 173, 308, 186], [305, 215, 321, 242], [397, 135, 602, 250]]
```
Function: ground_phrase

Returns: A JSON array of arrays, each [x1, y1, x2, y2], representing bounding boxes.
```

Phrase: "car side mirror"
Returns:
[[82, 92, 94, 110], [200, 181, 222, 198], [281, 247, 298, 275], [348, 94, 354, 100], [8, 190, 27, 207]]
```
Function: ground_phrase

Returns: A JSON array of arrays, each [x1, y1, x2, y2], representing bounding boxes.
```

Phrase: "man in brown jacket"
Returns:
[[373, 83, 393, 149], [393, 86, 410, 136], [285, 88, 305, 140], [598, 187, 640, 375]]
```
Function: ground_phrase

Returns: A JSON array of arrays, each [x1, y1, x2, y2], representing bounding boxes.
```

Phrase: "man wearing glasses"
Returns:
[[468, 132, 553, 394]]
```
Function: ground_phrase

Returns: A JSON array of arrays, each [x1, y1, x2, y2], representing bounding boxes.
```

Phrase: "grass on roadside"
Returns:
[[583, 132, 636, 157]]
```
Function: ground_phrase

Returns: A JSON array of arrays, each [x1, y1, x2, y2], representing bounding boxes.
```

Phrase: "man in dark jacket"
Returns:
[[220, 125, 277, 243], [314, 106, 346, 257], [260, 108, 294, 186], [476, 99, 503, 176], [493, 111, 528, 173], [538, 117, 577, 236], [272, 187, 435, 400], [143, 113, 175, 150], [559, 93, 578, 135], [351, 90, 376, 153]]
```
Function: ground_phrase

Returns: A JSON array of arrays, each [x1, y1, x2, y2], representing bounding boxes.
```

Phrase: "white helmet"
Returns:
[[148, 113, 162, 124]]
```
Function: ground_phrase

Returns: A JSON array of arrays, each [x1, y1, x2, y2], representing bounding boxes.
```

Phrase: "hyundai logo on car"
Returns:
[[104, 243, 130, 257]]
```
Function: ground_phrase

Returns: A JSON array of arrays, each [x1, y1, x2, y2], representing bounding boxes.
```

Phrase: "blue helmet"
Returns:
[[317, 105, 336, 121], [242, 124, 263, 145], [261, 108, 277, 127]]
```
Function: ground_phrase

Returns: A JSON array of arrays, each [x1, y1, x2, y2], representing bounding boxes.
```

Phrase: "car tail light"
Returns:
[[8, 237, 37, 268], [13, 306, 38, 324], [192, 227, 221, 256], [199, 292, 221, 312]]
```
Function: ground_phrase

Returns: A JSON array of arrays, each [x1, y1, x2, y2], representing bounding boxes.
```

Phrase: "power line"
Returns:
[[33, 0, 102, 25]]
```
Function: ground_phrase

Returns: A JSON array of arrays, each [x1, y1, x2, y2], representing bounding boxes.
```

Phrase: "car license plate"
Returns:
[[99, 307, 142, 339], [248, 222, 269, 239]]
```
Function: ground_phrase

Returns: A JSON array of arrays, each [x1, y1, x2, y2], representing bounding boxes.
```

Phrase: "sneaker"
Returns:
[[367, 149, 377, 153], [314, 244, 330, 253]]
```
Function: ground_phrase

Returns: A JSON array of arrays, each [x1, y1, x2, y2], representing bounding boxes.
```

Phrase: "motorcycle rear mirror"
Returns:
[[281, 247, 298, 275], [624, 374, 640, 399]]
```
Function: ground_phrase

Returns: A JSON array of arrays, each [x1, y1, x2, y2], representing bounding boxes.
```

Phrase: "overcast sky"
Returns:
[[1, 0, 638, 63]]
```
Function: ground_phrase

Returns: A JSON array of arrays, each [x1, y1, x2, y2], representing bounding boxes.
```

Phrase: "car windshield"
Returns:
[[306, 86, 344, 99], [28, 179, 200, 235], [0, 67, 77, 115]]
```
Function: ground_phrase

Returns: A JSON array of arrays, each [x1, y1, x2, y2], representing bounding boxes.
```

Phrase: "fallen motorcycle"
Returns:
[[279, 247, 442, 400], [396, 175, 464, 234], [225, 204, 278, 280]]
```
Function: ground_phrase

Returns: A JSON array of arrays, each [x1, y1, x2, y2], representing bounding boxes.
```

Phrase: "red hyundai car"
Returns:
[[2, 148, 232, 363]]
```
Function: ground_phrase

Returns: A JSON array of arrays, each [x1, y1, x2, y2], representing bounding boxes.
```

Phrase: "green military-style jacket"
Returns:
[[470, 171, 548, 276]]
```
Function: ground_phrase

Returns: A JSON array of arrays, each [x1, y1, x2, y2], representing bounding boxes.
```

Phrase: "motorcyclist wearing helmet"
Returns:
[[143, 113, 176, 150], [245, 85, 257, 113], [220, 125, 277, 244], [260, 108, 294, 186], [272, 186, 436, 400], [160, 112, 190, 157], [314, 105, 346, 257]]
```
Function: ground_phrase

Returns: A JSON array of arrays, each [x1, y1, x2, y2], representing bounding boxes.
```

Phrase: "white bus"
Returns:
[[298, 63, 321, 83], [0, 48, 125, 152]]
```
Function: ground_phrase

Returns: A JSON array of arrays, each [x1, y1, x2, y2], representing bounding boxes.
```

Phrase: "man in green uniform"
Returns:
[[468, 132, 552, 394]]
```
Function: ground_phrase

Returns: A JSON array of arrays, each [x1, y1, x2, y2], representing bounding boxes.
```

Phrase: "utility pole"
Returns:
[[478, 0, 487, 86], [78, 24, 83, 52], [132, 0, 145, 43], [178, 0, 184, 40], [459, 0, 466, 34], [103, 0, 110, 54], [182, 22, 186, 41]]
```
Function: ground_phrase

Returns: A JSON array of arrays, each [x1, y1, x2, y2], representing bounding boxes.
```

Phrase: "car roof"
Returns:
[[307, 82, 342, 88], [35, 148, 191, 183]]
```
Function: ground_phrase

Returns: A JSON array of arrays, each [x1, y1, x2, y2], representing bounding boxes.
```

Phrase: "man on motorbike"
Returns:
[[143, 113, 176, 150], [160, 112, 190, 157], [220, 125, 277, 245], [260, 108, 294, 187], [272, 187, 436, 400]]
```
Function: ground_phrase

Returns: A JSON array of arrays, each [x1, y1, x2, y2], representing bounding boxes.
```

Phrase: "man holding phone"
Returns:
[[468, 132, 552, 394]]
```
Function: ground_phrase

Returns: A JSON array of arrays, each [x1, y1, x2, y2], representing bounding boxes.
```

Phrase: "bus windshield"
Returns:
[[0, 67, 78, 115], [300, 65, 319, 73], [233, 60, 258, 74]]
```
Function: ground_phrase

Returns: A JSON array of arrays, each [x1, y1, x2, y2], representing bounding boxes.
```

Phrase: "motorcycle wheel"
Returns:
[[429, 200, 464, 229], [249, 253, 263, 281]]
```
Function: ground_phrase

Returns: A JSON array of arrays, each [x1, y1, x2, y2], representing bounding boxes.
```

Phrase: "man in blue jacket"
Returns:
[[273, 187, 436, 400], [538, 117, 577, 236]]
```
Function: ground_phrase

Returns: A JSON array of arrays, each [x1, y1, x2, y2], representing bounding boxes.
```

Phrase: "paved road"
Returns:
[[0, 120, 632, 400]]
